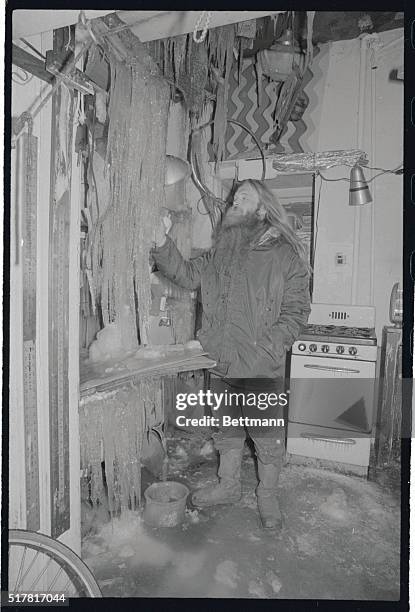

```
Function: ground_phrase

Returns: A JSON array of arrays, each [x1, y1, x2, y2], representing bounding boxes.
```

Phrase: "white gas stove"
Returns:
[[292, 303, 377, 361], [287, 304, 378, 476]]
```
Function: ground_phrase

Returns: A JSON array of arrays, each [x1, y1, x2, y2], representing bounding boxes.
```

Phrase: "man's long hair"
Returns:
[[242, 179, 312, 274]]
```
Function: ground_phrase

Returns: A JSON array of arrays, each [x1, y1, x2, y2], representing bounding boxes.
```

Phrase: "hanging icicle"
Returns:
[[91, 51, 170, 347], [210, 24, 236, 162], [306, 11, 316, 65], [79, 378, 163, 514]]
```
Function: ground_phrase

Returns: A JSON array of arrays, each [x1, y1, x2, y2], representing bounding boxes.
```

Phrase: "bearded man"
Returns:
[[151, 179, 311, 529]]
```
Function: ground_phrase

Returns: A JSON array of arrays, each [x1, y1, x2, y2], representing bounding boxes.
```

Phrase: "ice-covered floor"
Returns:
[[82, 432, 400, 599]]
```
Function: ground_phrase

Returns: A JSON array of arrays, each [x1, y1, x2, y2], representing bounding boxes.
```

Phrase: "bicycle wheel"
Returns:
[[8, 529, 102, 598]]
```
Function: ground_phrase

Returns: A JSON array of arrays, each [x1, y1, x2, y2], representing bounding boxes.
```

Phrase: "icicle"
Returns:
[[255, 55, 263, 108], [172, 35, 187, 84], [212, 24, 236, 162], [186, 34, 192, 74], [102, 401, 115, 514], [92, 50, 169, 349], [306, 11, 315, 65], [163, 40, 167, 75], [271, 14, 279, 36], [79, 399, 105, 507], [237, 38, 242, 85]]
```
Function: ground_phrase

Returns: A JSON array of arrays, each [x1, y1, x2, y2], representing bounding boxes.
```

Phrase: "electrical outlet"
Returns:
[[335, 252, 346, 266]]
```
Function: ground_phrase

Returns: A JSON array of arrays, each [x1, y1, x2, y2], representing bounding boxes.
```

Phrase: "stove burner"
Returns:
[[303, 324, 375, 339]]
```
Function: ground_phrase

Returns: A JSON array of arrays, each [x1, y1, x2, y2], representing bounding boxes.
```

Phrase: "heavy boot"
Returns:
[[256, 459, 283, 530], [192, 448, 243, 508]]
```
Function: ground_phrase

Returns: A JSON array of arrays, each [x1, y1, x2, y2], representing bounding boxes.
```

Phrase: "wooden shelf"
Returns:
[[80, 349, 216, 396]]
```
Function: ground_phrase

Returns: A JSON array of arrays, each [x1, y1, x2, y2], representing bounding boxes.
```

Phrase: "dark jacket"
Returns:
[[152, 230, 311, 378]]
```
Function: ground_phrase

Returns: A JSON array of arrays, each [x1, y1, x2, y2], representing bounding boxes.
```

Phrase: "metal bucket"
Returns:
[[143, 481, 189, 527]]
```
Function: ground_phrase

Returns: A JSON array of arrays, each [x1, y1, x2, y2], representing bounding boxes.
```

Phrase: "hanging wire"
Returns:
[[317, 163, 403, 184], [64, 25, 72, 52], [196, 195, 211, 215], [316, 172, 350, 183], [365, 166, 403, 183], [12, 67, 33, 85], [365, 162, 403, 172], [312, 174, 322, 271]]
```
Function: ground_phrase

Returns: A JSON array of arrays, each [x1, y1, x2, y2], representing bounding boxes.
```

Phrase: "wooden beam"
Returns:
[[12, 44, 53, 84], [45, 49, 105, 96], [48, 28, 74, 540]]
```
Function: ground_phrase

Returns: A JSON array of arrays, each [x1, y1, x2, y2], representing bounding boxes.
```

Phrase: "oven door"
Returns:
[[288, 354, 376, 433]]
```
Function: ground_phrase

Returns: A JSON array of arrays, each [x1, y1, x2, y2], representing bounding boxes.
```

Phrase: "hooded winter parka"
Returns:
[[152, 229, 311, 378]]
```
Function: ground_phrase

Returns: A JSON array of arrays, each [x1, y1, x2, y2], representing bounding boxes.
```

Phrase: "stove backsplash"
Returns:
[[308, 303, 376, 329], [303, 324, 375, 339]]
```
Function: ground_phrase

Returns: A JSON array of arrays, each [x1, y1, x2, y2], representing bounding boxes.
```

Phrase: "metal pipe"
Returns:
[[14, 134, 25, 266], [369, 38, 377, 306], [351, 36, 369, 305]]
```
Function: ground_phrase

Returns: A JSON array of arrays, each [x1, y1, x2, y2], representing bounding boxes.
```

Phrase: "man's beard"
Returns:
[[212, 211, 268, 274]]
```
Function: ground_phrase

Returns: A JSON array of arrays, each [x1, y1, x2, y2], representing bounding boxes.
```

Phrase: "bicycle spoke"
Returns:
[[17, 550, 41, 590], [48, 565, 64, 591], [61, 577, 74, 594], [9, 531, 102, 597], [26, 555, 54, 591], [13, 545, 27, 591]]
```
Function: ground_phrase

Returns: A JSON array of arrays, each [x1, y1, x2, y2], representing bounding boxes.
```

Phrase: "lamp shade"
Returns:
[[349, 164, 372, 206], [258, 29, 304, 81], [165, 155, 191, 186]]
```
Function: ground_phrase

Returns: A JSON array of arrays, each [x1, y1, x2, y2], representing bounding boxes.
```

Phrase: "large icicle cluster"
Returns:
[[79, 378, 164, 513], [146, 24, 236, 161], [93, 57, 170, 346]]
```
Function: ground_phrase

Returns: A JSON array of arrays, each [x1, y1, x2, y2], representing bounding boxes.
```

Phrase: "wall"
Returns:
[[11, 33, 53, 533], [10, 32, 81, 553], [158, 28, 404, 341], [310, 30, 403, 338]]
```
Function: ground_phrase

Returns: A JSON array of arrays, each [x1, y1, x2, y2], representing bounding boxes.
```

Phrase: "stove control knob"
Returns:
[[309, 343, 317, 352], [349, 346, 358, 356], [298, 343, 306, 351], [336, 345, 345, 354], [321, 344, 330, 353]]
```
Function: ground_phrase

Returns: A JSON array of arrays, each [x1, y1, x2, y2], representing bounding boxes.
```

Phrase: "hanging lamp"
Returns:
[[165, 155, 191, 186], [258, 28, 304, 81], [349, 164, 372, 206]]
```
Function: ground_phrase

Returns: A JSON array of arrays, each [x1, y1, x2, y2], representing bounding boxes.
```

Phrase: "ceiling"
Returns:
[[312, 11, 404, 43], [12, 10, 281, 41], [13, 10, 403, 43], [12, 10, 113, 39], [245, 11, 404, 55]]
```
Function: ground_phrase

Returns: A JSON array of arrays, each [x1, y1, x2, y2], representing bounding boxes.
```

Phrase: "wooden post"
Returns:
[[48, 26, 75, 539], [375, 325, 402, 468]]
